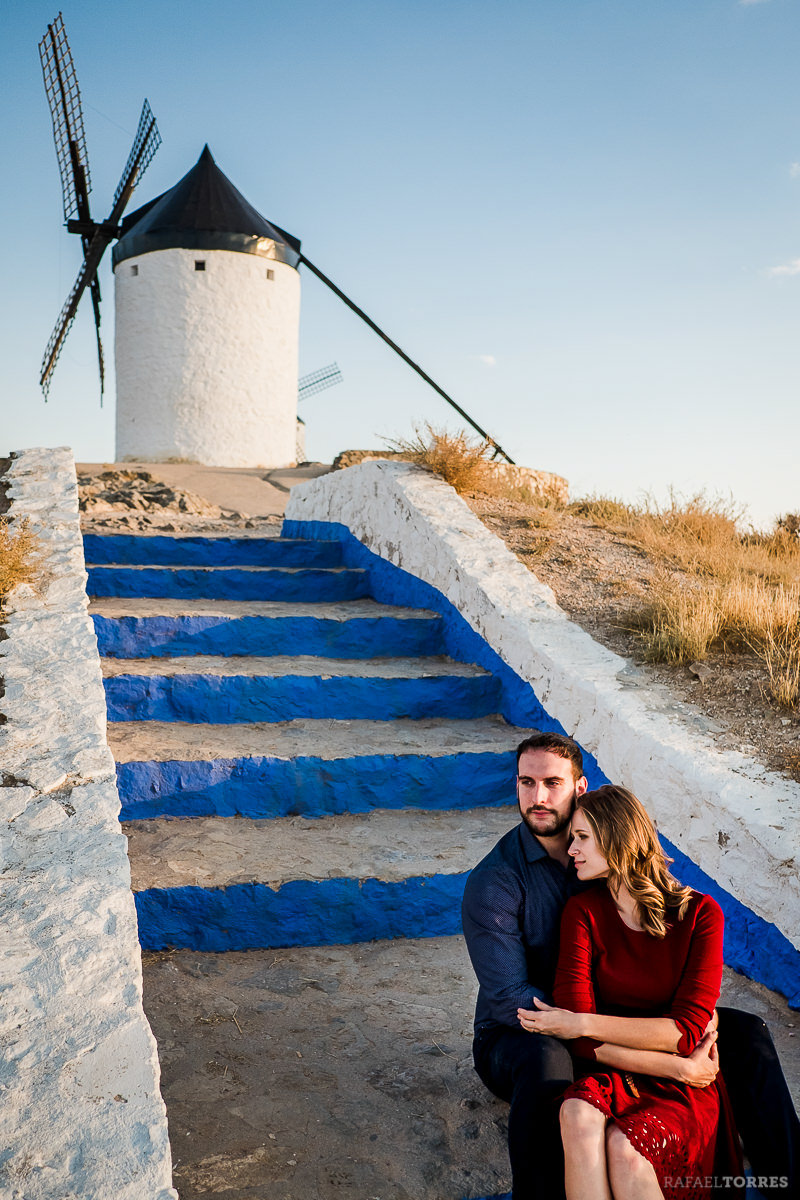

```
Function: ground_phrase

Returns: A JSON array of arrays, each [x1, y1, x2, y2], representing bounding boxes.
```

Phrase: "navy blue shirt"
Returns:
[[461, 820, 587, 1033]]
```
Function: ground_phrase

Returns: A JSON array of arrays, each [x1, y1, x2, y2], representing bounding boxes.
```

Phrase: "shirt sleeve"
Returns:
[[668, 894, 724, 1055], [461, 865, 549, 1027], [553, 897, 601, 1060]]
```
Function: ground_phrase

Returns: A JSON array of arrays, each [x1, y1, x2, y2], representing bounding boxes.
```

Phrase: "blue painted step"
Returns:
[[126, 806, 517, 951], [103, 665, 501, 723], [83, 534, 344, 568], [91, 605, 444, 659], [87, 565, 368, 601], [116, 749, 516, 820], [134, 873, 468, 952]]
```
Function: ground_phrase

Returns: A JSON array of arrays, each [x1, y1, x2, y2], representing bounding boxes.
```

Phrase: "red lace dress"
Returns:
[[553, 888, 743, 1200]]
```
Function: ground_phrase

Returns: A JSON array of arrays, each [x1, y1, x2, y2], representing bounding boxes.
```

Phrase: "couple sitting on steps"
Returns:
[[462, 732, 800, 1200]]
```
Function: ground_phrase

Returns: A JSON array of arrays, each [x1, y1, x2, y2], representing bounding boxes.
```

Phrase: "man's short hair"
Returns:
[[516, 731, 584, 780]]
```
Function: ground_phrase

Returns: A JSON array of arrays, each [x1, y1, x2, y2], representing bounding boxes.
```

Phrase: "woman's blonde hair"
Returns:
[[576, 785, 693, 938]]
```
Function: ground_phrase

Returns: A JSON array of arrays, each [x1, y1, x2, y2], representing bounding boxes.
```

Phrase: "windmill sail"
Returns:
[[88, 275, 105, 396], [40, 256, 93, 397], [38, 11, 161, 399], [112, 100, 161, 213], [39, 13, 91, 223], [40, 223, 115, 396], [298, 363, 343, 400]]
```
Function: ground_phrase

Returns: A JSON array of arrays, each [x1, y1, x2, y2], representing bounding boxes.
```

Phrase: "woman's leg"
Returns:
[[560, 1098, 612, 1200], [605, 1124, 664, 1200]]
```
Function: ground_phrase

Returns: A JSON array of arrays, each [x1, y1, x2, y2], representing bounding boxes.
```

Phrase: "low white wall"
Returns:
[[285, 461, 800, 955], [0, 448, 177, 1199]]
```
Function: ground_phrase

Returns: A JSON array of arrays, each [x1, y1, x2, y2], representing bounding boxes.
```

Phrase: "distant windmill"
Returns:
[[298, 363, 343, 401], [38, 12, 161, 400]]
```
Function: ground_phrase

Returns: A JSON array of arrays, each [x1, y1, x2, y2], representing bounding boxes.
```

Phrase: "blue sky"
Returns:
[[3, 0, 799, 526]]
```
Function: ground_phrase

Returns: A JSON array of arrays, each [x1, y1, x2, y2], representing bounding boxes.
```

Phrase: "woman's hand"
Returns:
[[517, 997, 584, 1039], [674, 1029, 719, 1088]]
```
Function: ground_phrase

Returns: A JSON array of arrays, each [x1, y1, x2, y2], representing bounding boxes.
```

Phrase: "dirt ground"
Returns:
[[141, 940, 799, 1200], [142, 938, 508, 1200]]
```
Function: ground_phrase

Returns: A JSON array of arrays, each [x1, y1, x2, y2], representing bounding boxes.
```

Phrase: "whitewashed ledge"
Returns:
[[0, 447, 176, 1200], [285, 461, 800, 961]]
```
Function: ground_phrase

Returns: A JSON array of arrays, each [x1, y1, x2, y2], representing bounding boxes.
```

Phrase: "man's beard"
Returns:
[[519, 788, 577, 839]]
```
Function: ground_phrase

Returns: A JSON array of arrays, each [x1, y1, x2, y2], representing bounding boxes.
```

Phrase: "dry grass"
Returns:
[[626, 576, 723, 664], [383, 423, 498, 495], [635, 585, 800, 709], [569, 496, 800, 707], [760, 625, 800, 708], [0, 517, 42, 608], [392, 446, 800, 709], [571, 492, 800, 585], [568, 495, 638, 527], [719, 577, 800, 649]]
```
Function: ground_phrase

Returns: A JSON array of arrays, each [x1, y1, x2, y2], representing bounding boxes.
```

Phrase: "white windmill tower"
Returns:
[[112, 146, 302, 468]]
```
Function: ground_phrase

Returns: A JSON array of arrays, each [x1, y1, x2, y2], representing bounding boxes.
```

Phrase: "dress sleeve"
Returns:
[[553, 896, 601, 1060], [668, 894, 724, 1055]]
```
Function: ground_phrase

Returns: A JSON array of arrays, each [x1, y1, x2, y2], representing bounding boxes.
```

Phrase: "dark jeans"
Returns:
[[473, 1024, 573, 1200], [473, 1007, 799, 1200], [716, 1007, 800, 1199]]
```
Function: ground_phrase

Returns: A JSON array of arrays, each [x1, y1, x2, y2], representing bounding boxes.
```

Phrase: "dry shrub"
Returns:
[[718, 578, 800, 649], [521, 508, 559, 531], [761, 626, 800, 709], [384, 423, 495, 494], [571, 490, 800, 585], [574, 489, 800, 707], [626, 577, 722, 663], [777, 512, 800, 540], [629, 494, 746, 581], [568, 496, 637, 527], [625, 570, 800, 712], [0, 517, 41, 607]]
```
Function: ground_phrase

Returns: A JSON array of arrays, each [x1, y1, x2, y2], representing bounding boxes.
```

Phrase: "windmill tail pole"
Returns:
[[297, 253, 515, 465]]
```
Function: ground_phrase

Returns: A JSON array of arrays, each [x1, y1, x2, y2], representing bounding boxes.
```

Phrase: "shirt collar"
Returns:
[[519, 819, 550, 863], [519, 819, 577, 876]]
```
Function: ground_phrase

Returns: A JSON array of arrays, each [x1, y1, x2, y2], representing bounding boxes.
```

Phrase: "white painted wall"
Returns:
[[115, 247, 300, 468], [286, 461, 800, 953], [0, 447, 177, 1200]]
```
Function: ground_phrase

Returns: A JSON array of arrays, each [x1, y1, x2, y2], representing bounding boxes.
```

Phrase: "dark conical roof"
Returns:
[[112, 145, 301, 268]]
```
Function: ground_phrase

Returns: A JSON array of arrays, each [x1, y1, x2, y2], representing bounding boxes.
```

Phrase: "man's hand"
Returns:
[[674, 1029, 719, 1088], [517, 997, 583, 1039]]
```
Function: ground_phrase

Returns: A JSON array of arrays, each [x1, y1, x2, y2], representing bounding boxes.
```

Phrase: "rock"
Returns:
[[77, 470, 225, 519], [688, 661, 712, 684]]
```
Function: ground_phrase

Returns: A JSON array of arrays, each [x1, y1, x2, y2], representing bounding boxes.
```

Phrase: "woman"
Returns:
[[518, 785, 743, 1200]]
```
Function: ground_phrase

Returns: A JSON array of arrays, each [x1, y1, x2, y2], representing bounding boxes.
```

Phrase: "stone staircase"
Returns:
[[84, 529, 522, 1198]]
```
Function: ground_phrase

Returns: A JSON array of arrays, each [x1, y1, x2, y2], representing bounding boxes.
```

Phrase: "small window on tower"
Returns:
[[130, 264, 139, 276], [195, 260, 206, 271], [266, 268, 275, 280]]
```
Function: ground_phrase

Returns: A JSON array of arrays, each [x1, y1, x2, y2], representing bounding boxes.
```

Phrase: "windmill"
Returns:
[[298, 363, 343, 402], [38, 12, 161, 400], [295, 364, 343, 463]]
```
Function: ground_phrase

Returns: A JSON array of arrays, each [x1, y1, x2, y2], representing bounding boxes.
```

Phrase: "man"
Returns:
[[462, 731, 799, 1200]]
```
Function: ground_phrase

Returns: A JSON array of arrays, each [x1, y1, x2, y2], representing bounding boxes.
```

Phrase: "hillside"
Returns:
[[465, 490, 799, 783]]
